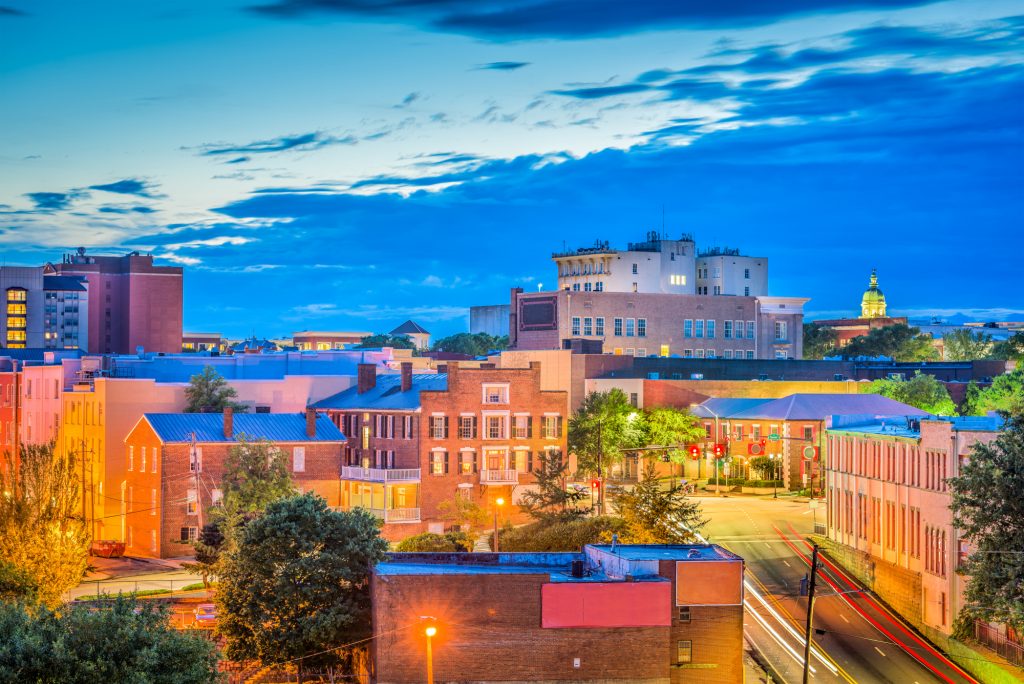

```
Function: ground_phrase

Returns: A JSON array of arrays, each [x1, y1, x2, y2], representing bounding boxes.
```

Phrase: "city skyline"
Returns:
[[1, 1, 1022, 338]]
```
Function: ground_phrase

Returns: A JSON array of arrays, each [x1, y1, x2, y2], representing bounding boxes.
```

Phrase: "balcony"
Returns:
[[341, 466, 420, 482], [480, 469, 518, 485], [364, 507, 422, 523]]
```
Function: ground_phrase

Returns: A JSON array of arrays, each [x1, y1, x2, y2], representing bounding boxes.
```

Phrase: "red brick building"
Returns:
[[122, 408, 344, 558], [0, 361, 19, 477], [56, 248, 183, 354], [371, 544, 745, 683], [315, 361, 568, 539]]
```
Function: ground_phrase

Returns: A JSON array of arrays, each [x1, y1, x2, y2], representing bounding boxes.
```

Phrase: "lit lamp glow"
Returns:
[[424, 624, 437, 684], [494, 497, 505, 552]]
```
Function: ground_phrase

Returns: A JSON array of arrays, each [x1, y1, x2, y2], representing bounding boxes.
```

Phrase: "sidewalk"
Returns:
[[85, 555, 192, 581]]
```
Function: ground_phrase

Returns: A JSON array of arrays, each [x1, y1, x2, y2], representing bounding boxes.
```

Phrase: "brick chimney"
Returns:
[[400, 362, 413, 392], [306, 407, 317, 438], [223, 406, 233, 439], [357, 363, 377, 394]]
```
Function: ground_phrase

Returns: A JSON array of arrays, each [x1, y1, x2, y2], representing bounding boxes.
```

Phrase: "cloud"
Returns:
[[346, 304, 468, 322], [89, 178, 157, 197], [395, 92, 420, 108], [194, 131, 357, 156], [245, 0, 938, 39], [475, 61, 529, 71], [226, 156, 251, 164], [24, 191, 85, 211], [0, 6, 26, 17]]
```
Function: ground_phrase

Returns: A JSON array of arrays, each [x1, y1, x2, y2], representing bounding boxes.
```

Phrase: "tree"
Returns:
[[803, 323, 838, 360], [519, 450, 588, 523], [355, 333, 415, 350], [184, 365, 246, 413], [0, 596, 220, 683], [643, 406, 706, 464], [217, 494, 388, 681], [611, 462, 706, 544], [949, 413, 1024, 634], [394, 531, 472, 552], [748, 455, 774, 480], [568, 390, 646, 474], [963, 369, 1024, 416], [432, 332, 508, 356], [182, 522, 225, 589], [834, 324, 938, 361], [0, 560, 39, 605], [861, 372, 958, 415], [492, 517, 625, 552], [436, 495, 489, 535], [943, 329, 995, 361], [991, 331, 1024, 362], [0, 442, 89, 608]]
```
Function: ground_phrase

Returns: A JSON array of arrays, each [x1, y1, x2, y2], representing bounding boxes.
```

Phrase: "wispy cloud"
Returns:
[[194, 131, 357, 156], [89, 178, 158, 197], [0, 6, 27, 17], [475, 61, 529, 71], [24, 191, 85, 211], [347, 304, 468, 322], [394, 92, 420, 109]]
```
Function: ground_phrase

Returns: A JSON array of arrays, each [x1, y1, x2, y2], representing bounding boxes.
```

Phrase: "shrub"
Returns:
[[490, 517, 625, 552], [394, 531, 472, 552]]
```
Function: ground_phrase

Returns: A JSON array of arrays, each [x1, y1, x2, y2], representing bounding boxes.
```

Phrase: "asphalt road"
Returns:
[[698, 496, 976, 684]]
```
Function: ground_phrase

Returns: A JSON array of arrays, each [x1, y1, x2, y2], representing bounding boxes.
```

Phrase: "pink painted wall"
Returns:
[[541, 581, 671, 628]]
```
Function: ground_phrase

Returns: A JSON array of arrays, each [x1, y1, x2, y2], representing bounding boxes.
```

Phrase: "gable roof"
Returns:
[[691, 398, 773, 419], [141, 412, 345, 444], [312, 373, 448, 411], [727, 393, 929, 421], [390, 320, 429, 335]]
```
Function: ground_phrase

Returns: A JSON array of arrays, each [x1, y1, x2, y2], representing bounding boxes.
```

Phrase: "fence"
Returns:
[[975, 621, 1024, 667]]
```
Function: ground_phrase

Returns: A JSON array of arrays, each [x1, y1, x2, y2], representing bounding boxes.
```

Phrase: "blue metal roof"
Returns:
[[142, 412, 345, 443], [312, 373, 448, 411], [727, 394, 929, 421], [691, 398, 773, 419]]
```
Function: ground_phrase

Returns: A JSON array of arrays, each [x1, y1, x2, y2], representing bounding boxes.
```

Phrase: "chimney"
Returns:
[[357, 363, 377, 394], [400, 362, 413, 392], [436, 364, 447, 375], [223, 406, 234, 439], [306, 407, 317, 438]]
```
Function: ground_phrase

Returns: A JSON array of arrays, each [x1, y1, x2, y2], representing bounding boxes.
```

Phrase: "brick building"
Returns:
[[371, 544, 745, 683], [315, 361, 568, 539], [122, 409, 344, 558], [510, 287, 807, 360], [824, 415, 1003, 637], [292, 330, 372, 350], [55, 248, 182, 354]]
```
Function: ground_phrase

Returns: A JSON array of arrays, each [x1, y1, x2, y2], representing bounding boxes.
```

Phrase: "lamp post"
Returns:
[[424, 625, 437, 684], [493, 497, 505, 552], [771, 454, 778, 499]]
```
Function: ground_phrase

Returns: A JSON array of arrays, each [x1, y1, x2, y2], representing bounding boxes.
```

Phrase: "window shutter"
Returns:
[[444, 451, 450, 474], [443, 416, 449, 438], [557, 416, 564, 438], [473, 451, 479, 473], [527, 416, 533, 438], [471, 416, 478, 438], [527, 451, 534, 472]]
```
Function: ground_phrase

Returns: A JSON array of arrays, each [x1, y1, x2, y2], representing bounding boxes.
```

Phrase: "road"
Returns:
[[68, 567, 202, 601], [698, 496, 978, 684]]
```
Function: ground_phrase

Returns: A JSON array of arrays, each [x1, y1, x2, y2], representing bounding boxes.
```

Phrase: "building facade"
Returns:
[[0, 267, 89, 350], [510, 287, 807, 360], [469, 304, 510, 337], [292, 330, 373, 350], [371, 544, 745, 683], [812, 270, 908, 347]]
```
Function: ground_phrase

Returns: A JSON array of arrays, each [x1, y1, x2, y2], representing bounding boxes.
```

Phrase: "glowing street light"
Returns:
[[424, 624, 437, 684], [493, 497, 505, 552]]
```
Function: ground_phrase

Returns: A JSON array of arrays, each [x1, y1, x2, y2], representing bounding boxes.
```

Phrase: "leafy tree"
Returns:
[[519, 450, 588, 523], [861, 372, 958, 415], [182, 522, 225, 589], [436, 495, 489, 535], [0, 560, 39, 605], [950, 413, 1024, 634], [220, 436, 295, 517], [568, 390, 646, 474], [611, 462, 706, 544], [963, 369, 1024, 416], [803, 323, 838, 360], [0, 443, 89, 608], [217, 494, 388, 681], [184, 365, 246, 413], [0, 596, 220, 683], [643, 406, 706, 464], [432, 332, 508, 356], [943, 329, 995, 360], [748, 455, 774, 480], [394, 531, 472, 552], [355, 333, 415, 350], [991, 331, 1024, 362], [834, 324, 938, 361], [492, 517, 625, 552]]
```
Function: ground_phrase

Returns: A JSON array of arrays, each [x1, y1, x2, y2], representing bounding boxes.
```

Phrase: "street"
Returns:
[[699, 496, 977, 684]]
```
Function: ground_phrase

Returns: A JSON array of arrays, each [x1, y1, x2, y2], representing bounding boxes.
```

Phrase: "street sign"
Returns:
[[768, 434, 780, 441], [809, 499, 819, 509]]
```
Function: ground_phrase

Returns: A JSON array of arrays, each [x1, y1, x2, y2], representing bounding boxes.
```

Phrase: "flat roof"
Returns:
[[588, 544, 743, 562]]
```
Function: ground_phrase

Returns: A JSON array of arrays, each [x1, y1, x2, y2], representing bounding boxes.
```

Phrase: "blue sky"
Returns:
[[1, 1, 1022, 338]]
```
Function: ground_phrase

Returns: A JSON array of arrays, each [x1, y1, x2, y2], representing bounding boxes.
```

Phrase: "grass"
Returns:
[[75, 588, 172, 601], [180, 582, 213, 592]]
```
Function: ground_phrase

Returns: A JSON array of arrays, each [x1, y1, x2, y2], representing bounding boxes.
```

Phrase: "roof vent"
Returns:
[[687, 549, 701, 559]]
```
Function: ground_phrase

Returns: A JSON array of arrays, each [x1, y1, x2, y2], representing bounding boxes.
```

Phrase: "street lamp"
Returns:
[[770, 454, 778, 499], [424, 625, 437, 684], [493, 497, 505, 552]]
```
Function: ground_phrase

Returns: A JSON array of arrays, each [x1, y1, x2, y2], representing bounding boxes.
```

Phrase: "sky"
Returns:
[[1, 0, 1022, 338]]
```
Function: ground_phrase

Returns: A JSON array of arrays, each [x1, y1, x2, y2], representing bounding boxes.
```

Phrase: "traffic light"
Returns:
[[591, 479, 600, 492], [713, 443, 724, 457], [689, 445, 700, 460]]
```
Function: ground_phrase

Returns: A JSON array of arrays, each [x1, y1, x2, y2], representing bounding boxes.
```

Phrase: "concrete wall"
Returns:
[[469, 305, 510, 337]]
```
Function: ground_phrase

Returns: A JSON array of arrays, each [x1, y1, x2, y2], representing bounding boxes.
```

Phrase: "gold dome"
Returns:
[[860, 269, 887, 318]]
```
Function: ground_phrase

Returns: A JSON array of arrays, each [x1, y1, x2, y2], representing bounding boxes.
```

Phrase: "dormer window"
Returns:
[[482, 384, 509, 404]]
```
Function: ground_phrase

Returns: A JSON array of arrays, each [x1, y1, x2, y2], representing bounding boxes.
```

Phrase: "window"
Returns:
[[724, 320, 732, 339], [670, 274, 686, 286], [637, 348, 647, 357], [430, 451, 448, 475], [542, 415, 563, 439], [712, 267, 721, 279], [746, 321, 756, 339], [403, 415, 414, 439], [752, 425, 761, 441], [583, 282, 592, 292], [775, 350, 788, 360], [683, 349, 693, 358], [190, 446, 202, 473], [583, 317, 593, 336], [775, 321, 787, 341], [724, 350, 733, 359], [683, 319, 693, 338], [140, 446, 147, 473], [458, 416, 478, 439], [614, 318, 623, 336], [293, 446, 305, 472], [660, 344, 670, 357], [180, 527, 198, 543], [625, 319, 635, 337], [595, 281, 603, 292], [212, 488, 223, 506], [695, 320, 704, 338], [513, 415, 532, 439], [632, 282, 638, 293], [632, 263, 638, 274], [705, 349, 715, 359], [430, 416, 449, 439], [706, 320, 715, 338], [128, 445, 134, 471], [571, 316, 581, 336], [744, 268, 750, 279], [595, 317, 605, 336], [678, 606, 691, 623], [630, 393, 638, 407], [187, 489, 198, 515], [713, 285, 721, 295], [677, 640, 692, 664], [485, 415, 507, 439], [745, 286, 750, 296], [572, 283, 579, 291], [637, 318, 647, 337], [746, 350, 755, 359], [482, 384, 509, 404], [696, 349, 705, 358], [803, 426, 813, 442], [459, 450, 477, 474]]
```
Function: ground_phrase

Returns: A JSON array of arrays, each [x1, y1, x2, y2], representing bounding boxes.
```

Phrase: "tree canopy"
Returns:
[[643, 406, 706, 464], [611, 462, 706, 544], [942, 329, 995, 361], [802, 323, 838, 360], [950, 413, 1024, 634], [963, 369, 1024, 416], [861, 372, 958, 415], [833, 324, 938, 361], [991, 331, 1024, 362], [184, 365, 246, 413], [355, 333, 415, 350], [217, 494, 388, 679], [518, 450, 589, 523], [0, 596, 219, 683], [432, 332, 508, 356], [568, 390, 645, 474], [0, 443, 89, 607]]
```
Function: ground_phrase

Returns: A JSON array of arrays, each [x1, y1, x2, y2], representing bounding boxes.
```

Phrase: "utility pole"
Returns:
[[191, 432, 203, 532], [802, 544, 820, 684], [597, 417, 604, 515]]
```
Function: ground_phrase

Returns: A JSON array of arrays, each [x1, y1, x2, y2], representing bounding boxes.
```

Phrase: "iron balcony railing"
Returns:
[[340, 466, 421, 482]]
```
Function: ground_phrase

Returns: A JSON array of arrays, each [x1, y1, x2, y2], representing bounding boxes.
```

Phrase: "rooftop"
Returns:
[[391, 320, 430, 335], [587, 544, 742, 562], [141, 412, 345, 443], [691, 398, 772, 418], [830, 413, 1005, 438], [312, 373, 448, 411], [726, 393, 929, 421], [43, 275, 87, 291]]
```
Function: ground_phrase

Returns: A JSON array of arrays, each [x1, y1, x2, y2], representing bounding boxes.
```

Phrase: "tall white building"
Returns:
[[552, 231, 768, 297]]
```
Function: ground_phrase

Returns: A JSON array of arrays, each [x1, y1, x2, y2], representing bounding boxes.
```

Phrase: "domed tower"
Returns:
[[860, 269, 887, 319]]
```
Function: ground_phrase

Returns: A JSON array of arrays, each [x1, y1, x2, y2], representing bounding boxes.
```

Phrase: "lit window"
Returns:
[[670, 274, 686, 286], [677, 640, 692, 664], [186, 489, 198, 515], [513, 415, 531, 439], [542, 415, 562, 439], [482, 384, 509, 404], [430, 451, 448, 475]]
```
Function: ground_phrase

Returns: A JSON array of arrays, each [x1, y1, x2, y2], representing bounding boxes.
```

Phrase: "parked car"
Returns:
[[194, 603, 217, 628]]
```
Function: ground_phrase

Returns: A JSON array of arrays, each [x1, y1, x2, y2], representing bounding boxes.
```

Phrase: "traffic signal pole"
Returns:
[[802, 544, 820, 684]]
